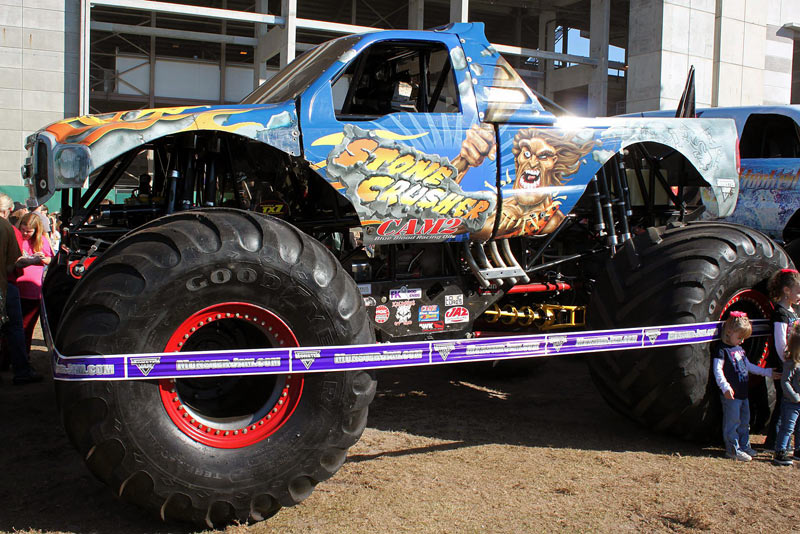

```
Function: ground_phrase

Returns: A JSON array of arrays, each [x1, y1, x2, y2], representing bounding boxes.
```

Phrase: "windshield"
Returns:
[[240, 35, 362, 105]]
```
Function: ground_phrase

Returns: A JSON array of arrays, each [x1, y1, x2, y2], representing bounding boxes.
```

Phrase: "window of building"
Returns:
[[332, 41, 460, 119]]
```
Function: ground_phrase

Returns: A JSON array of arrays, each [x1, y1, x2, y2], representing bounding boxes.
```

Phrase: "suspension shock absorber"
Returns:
[[610, 154, 632, 243], [597, 165, 619, 248], [587, 175, 606, 237]]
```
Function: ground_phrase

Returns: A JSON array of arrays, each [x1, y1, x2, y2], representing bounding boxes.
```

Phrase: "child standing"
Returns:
[[773, 323, 800, 466], [764, 268, 800, 452], [15, 212, 53, 352], [713, 312, 779, 461]]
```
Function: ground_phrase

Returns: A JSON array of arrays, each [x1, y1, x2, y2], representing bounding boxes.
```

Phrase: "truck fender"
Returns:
[[589, 118, 739, 217]]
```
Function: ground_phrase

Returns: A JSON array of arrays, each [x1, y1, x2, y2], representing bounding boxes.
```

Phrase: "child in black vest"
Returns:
[[764, 268, 800, 452], [713, 312, 780, 461], [773, 323, 800, 466]]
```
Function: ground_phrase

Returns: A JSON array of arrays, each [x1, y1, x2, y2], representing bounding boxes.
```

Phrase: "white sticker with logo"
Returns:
[[131, 357, 160, 377], [444, 294, 464, 306], [394, 305, 413, 326], [390, 287, 422, 300], [295, 350, 321, 370], [375, 305, 390, 324], [444, 306, 469, 324]]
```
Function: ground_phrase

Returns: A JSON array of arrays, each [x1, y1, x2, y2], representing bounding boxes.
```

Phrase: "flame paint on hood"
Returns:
[[43, 103, 301, 174]]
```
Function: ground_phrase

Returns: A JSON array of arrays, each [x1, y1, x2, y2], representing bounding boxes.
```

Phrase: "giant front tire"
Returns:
[[588, 222, 788, 440], [55, 209, 376, 527]]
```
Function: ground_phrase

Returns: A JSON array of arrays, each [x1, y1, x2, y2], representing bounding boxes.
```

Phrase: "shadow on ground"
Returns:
[[0, 346, 199, 534], [0, 342, 718, 533], [364, 355, 714, 458]]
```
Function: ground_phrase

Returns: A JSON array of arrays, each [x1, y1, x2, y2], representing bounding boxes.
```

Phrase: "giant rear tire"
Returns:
[[55, 209, 376, 527], [587, 222, 788, 441]]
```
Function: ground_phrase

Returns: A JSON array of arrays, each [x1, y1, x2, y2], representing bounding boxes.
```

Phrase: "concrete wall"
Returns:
[[626, 0, 717, 113], [627, 0, 798, 112], [0, 0, 80, 192], [766, 0, 800, 105]]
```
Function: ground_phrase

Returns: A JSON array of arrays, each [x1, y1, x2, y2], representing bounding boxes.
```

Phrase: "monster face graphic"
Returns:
[[513, 135, 557, 208], [457, 125, 596, 240]]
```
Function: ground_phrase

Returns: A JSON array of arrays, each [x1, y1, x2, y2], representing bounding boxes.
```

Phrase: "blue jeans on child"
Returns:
[[775, 400, 800, 453], [721, 396, 751, 453]]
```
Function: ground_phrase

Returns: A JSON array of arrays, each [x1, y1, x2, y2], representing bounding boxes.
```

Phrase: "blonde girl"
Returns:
[[713, 312, 778, 461], [15, 212, 53, 352]]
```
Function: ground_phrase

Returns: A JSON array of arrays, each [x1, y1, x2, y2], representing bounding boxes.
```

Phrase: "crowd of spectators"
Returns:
[[0, 192, 60, 385]]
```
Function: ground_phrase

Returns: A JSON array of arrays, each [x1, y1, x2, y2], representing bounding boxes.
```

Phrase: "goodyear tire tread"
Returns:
[[588, 222, 788, 440], [55, 208, 376, 527]]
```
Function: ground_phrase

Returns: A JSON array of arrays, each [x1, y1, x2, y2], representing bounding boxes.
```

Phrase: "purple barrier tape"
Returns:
[[50, 319, 770, 381]]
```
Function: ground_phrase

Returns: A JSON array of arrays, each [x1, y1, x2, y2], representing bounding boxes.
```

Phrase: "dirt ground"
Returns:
[[1, 330, 799, 534]]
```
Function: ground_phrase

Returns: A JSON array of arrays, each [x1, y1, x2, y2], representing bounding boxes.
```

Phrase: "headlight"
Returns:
[[53, 144, 90, 187]]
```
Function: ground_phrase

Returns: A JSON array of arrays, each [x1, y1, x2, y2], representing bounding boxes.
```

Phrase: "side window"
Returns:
[[332, 41, 460, 119], [739, 114, 800, 158]]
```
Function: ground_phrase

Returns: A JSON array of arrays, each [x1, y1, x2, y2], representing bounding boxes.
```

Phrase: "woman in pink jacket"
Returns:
[[15, 212, 53, 352]]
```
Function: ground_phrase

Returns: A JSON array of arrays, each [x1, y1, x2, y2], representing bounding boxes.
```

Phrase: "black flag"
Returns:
[[675, 65, 696, 118]]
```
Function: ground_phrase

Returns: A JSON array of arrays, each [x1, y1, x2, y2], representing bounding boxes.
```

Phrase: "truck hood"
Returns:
[[27, 102, 300, 198]]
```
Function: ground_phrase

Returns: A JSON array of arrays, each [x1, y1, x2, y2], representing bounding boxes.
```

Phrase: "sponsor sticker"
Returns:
[[258, 200, 288, 216], [444, 306, 469, 324], [376, 218, 462, 239], [363, 296, 377, 307], [444, 294, 464, 306], [420, 321, 444, 332], [375, 305, 390, 324], [394, 305, 413, 326], [717, 178, 735, 201], [418, 304, 440, 322], [390, 287, 422, 300]]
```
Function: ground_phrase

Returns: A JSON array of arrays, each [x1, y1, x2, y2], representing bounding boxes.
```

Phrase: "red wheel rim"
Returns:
[[159, 302, 303, 448], [718, 289, 773, 366]]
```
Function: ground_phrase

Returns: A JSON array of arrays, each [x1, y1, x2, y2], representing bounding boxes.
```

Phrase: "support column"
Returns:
[[254, 0, 295, 87], [220, 17, 227, 103], [538, 10, 555, 97], [254, 0, 269, 87], [450, 0, 468, 23], [408, 0, 424, 30], [149, 12, 156, 108], [79, 0, 91, 115], [512, 7, 523, 69], [588, 0, 610, 116]]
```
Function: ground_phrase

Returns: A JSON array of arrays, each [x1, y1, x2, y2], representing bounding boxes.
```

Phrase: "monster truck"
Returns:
[[22, 23, 787, 527]]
